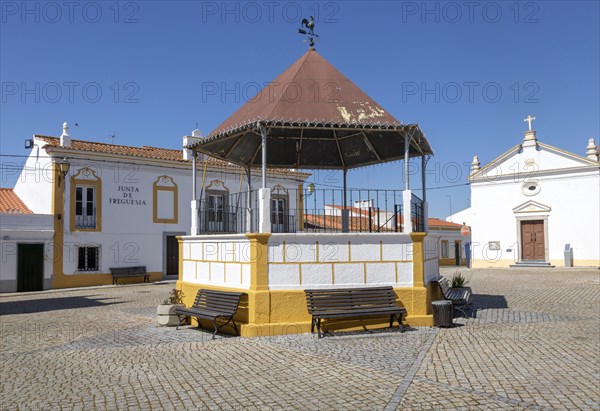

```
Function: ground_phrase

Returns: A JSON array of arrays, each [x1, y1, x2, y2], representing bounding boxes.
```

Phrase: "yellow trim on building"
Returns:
[[152, 175, 178, 224], [69, 167, 102, 232]]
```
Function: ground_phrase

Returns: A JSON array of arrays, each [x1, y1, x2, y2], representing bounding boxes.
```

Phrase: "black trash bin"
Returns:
[[432, 300, 453, 327]]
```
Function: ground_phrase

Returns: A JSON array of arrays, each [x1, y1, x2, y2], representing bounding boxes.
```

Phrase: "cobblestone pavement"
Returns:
[[1, 268, 598, 410]]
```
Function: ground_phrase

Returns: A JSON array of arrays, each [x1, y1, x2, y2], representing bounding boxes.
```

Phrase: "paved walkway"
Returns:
[[1, 268, 598, 410]]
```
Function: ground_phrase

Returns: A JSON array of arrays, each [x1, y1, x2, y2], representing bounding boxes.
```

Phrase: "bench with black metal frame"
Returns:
[[433, 277, 474, 317], [110, 266, 149, 285], [175, 289, 244, 339], [304, 286, 407, 339]]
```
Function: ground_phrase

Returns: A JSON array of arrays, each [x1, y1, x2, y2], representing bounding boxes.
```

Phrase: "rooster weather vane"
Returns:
[[298, 16, 319, 48]]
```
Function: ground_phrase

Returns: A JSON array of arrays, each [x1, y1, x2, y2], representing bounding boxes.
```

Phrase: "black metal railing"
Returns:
[[195, 188, 423, 234], [411, 193, 425, 233]]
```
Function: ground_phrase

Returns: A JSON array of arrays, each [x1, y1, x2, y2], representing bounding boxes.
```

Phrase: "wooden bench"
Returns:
[[175, 289, 244, 339], [433, 277, 473, 317], [305, 286, 407, 338], [110, 266, 149, 285]]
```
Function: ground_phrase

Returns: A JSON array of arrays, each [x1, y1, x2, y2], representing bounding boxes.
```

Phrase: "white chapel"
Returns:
[[450, 116, 599, 268]]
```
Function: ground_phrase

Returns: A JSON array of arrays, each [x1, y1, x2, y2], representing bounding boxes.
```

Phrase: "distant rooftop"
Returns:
[[0, 189, 32, 214]]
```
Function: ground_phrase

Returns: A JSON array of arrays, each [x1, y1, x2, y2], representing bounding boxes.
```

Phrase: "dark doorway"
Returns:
[[521, 220, 545, 260], [454, 240, 461, 266], [166, 236, 179, 276], [17, 244, 44, 292]]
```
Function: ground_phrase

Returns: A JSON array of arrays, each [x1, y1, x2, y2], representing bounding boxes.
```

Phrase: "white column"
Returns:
[[246, 166, 252, 233], [421, 154, 428, 232], [259, 124, 271, 233], [258, 188, 271, 233], [402, 190, 413, 233], [403, 131, 413, 233], [190, 149, 199, 235], [190, 200, 200, 235]]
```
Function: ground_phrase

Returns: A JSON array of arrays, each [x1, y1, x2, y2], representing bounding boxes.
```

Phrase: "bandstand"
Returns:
[[177, 47, 439, 336]]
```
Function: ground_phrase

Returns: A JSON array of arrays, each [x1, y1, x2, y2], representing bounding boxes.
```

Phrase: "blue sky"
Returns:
[[1, 0, 598, 218]]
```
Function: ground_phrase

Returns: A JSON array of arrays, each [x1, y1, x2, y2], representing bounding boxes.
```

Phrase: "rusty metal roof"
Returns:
[[192, 48, 433, 170]]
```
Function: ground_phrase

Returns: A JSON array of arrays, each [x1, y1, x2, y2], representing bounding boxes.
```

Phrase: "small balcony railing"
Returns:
[[75, 210, 97, 229]]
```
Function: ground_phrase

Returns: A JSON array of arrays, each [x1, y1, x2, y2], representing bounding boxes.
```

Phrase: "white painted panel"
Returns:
[[268, 264, 300, 287], [301, 264, 332, 286], [285, 242, 316, 263], [365, 263, 395, 284], [220, 242, 237, 262], [424, 239, 438, 259], [319, 241, 349, 262], [182, 242, 190, 260], [269, 242, 284, 263], [381, 242, 411, 261], [350, 242, 381, 262], [241, 264, 251, 288], [203, 242, 219, 261], [196, 262, 210, 283], [157, 190, 174, 220], [225, 263, 242, 286], [182, 261, 196, 282], [236, 241, 251, 263], [424, 259, 440, 284], [397, 262, 413, 285], [190, 242, 202, 259], [211, 262, 225, 284], [333, 263, 364, 286]]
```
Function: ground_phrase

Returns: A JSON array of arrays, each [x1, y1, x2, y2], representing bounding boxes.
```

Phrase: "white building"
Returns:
[[0, 123, 307, 292], [450, 118, 599, 267]]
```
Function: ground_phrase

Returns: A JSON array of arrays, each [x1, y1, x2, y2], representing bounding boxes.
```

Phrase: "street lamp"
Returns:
[[57, 158, 71, 187]]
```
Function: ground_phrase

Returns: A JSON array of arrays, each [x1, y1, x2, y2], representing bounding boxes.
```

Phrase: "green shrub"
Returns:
[[451, 272, 468, 288]]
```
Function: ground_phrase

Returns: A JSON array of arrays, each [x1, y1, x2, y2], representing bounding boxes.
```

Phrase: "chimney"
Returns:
[[183, 129, 202, 160], [586, 138, 598, 161], [60, 122, 71, 147], [470, 155, 480, 173]]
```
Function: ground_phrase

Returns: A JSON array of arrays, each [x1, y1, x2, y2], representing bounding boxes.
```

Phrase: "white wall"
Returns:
[[13, 139, 54, 214], [58, 160, 302, 275], [0, 214, 54, 292], [267, 233, 414, 289], [10, 143, 305, 282], [180, 234, 252, 289], [470, 170, 599, 265]]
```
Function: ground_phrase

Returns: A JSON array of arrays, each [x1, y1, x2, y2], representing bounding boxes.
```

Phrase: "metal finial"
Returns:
[[298, 16, 319, 48]]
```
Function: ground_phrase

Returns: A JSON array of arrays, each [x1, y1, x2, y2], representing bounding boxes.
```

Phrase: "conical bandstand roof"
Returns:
[[190, 48, 433, 170]]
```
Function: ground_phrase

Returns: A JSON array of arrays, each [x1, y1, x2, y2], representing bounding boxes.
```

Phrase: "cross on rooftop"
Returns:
[[524, 115, 536, 131]]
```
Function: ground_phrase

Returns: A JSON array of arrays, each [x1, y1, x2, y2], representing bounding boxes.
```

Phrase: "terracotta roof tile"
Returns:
[[35, 136, 309, 178], [0, 189, 32, 214], [428, 218, 465, 228]]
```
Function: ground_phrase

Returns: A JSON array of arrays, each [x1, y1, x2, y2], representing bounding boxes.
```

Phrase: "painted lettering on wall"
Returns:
[[108, 186, 147, 205]]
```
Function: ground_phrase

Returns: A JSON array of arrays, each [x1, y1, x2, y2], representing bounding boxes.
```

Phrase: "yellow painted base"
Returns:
[[179, 280, 436, 337], [52, 272, 164, 289], [472, 259, 600, 268]]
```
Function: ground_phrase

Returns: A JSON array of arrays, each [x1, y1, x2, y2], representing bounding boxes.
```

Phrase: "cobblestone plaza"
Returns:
[[1, 267, 598, 410]]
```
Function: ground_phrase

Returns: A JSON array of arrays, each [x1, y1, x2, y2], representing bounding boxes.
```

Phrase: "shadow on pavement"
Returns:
[[0, 296, 123, 315], [471, 293, 508, 310]]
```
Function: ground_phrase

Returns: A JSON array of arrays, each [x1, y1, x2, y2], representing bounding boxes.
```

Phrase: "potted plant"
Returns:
[[157, 288, 184, 326], [451, 271, 468, 288]]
